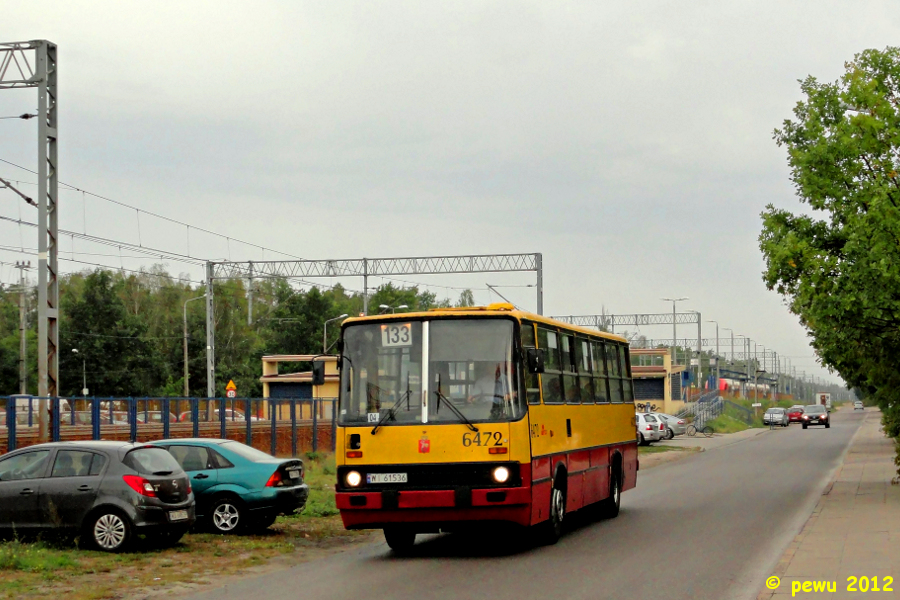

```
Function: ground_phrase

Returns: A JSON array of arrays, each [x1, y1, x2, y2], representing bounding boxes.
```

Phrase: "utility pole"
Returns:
[[206, 262, 216, 398], [246, 261, 253, 325], [708, 320, 720, 392], [16, 261, 30, 394], [661, 297, 688, 366], [184, 295, 205, 397]]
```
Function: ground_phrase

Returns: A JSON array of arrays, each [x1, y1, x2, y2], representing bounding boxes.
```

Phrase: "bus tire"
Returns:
[[535, 476, 566, 545], [599, 468, 622, 519], [383, 527, 416, 553]]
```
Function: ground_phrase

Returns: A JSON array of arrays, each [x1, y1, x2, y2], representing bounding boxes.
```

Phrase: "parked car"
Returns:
[[635, 413, 662, 446], [801, 405, 830, 429], [0, 441, 195, 551], [763, 407, 789, 427], [135, 411, 178, 424], [177, 409, 259, 423], [152, 439, 308, 534], [786, 405, 805, 424], [651, 413, 687, 439], [853, 401, 864, 411]]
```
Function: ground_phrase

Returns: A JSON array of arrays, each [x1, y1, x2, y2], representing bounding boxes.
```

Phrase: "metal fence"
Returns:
[[1, 396, 338, 457]]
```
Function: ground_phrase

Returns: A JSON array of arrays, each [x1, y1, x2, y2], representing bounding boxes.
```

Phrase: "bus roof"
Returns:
[[341, 303, 629, 344]]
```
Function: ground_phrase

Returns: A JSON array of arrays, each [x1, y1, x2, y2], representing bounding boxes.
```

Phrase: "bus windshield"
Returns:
[[339, 318, 524, 426]]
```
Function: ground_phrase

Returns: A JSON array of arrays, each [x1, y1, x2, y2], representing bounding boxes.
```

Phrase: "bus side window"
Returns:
[[621, 346, 634, 403], [592, 341, 610, 403], [576, 339, 594, 404], [607, 345, 624, 403], [521, 322, 541, 405], [560, 335, 579, 404], [537, 328, 563, 404]]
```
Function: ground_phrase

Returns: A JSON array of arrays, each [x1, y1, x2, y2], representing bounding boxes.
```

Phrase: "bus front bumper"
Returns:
[[336, 486, 533, 529]]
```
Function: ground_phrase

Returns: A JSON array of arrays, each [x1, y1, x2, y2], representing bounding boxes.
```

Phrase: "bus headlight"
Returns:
[[346, 471, 362, 487], [492, 466, 510, 484]]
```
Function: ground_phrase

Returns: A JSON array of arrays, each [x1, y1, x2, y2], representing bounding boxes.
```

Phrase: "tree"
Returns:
[[760, 47, 900, 448]]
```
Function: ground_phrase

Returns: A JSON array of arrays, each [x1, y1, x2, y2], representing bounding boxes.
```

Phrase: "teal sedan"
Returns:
[[153, 439, 309, 533]]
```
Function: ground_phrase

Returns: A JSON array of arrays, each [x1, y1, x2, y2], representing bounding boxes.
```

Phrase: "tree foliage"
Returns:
[[0, 267, 452, 398], [760, 47, 900, 440]]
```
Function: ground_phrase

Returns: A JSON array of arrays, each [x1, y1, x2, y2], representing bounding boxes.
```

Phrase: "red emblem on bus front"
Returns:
[[418, 437, 430, 453]]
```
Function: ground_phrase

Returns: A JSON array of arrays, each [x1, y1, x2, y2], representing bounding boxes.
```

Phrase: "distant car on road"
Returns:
[[802, 405, 830, 429], [635, 413, 663, 445], [135, 411, 178, 424], [786, 405, 805, 424], [0, 441, 195, 551], [763, 407, 789, 427], [152, 439, 308, 534], [853, 401, 864, 411], [651, 413, 687, 439]]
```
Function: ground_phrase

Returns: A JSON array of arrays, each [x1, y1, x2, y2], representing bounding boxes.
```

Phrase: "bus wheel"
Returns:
[[383, 527, 416, 553], [599, 470, 621, 519], [536, 480, 566, 545]]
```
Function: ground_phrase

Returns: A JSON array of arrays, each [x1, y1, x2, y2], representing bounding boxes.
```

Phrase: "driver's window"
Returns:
[[167, 445, 213, 471], [0, 450, 51, 481]]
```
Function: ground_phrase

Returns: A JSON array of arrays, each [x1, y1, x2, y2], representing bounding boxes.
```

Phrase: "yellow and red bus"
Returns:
[[333, 303, 638, 550]]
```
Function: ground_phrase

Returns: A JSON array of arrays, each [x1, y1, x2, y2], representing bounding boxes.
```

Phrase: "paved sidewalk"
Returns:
[[757, 409, 900, 599]]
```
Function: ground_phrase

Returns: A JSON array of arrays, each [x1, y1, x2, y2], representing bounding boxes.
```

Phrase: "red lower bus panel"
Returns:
[[566, 471, 584, 512], [530, 480, 551, 525]]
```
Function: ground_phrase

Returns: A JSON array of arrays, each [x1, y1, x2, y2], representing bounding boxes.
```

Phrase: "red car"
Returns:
[[786, 405, 805, 423]]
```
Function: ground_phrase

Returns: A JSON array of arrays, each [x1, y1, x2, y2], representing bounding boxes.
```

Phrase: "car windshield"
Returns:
[[805, 405, 825, 414], [125, 447, 183, 475], [220, 441, 275, 462], [340, 318, 525, 425]]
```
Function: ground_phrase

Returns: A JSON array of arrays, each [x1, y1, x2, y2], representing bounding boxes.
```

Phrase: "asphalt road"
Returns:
[[186, 409, 866, 600]]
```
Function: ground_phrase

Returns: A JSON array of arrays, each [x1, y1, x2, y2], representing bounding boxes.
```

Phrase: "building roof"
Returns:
[[261, 354, 337, 362], [259, 371, 340, 384]]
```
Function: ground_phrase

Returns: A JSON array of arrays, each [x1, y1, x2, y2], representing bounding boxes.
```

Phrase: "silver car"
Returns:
[[652, 413, 687, 439], [853, 401, 864, 411], [763, 407, 789, 427], [636, 413, 663, 445]]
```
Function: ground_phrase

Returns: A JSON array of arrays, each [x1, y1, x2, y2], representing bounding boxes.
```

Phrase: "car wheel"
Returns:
[[802, 423, 808, 429], [86, 510, 132, 552], [383, 527, 416, 553], [666, 428, 675, 440], [209, 497, 244, 534], [536, 477, 566, 545], [825, 422, 830, 429], [639, 433, 647, 446], [599, 468, 621, 519]]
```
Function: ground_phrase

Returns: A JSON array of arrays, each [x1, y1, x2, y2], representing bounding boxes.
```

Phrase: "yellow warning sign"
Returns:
[[225, 380, 237, 391]]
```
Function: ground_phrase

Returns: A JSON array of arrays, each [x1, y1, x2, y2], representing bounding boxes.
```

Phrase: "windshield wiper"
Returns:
[[434, 386, 479, 432], [371, 375, 414, 435]]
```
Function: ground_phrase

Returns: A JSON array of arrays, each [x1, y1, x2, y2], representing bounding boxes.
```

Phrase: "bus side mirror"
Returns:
[[312, 361, 326, 386], [526, 348, 545, 374]]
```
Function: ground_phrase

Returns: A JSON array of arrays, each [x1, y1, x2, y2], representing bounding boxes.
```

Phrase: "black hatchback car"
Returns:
[[0, 441, 195, 551]]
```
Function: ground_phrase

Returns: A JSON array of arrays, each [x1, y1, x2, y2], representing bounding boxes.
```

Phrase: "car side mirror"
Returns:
[[526, 348, 545, 374], [312, 361, 326, 386]]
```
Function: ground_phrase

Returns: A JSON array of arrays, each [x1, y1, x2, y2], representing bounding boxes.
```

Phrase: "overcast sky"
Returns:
[[2, 1, 897, 385]]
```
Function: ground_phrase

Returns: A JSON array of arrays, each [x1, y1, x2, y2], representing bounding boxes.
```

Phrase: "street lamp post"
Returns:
[[707, 320, 719, 391], [323, 314, 349, 353], [378, 304, 409, 314], [661, 297, 688, 365], [183, 295, 205, 397], [71, 348, 87, 398]]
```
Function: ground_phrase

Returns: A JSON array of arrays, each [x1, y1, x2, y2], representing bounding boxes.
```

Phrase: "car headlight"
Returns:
[[345, 470, 362, 487], [492, 466, 510, 484]]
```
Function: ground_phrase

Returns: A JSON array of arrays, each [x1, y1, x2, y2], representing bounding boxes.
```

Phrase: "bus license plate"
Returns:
[[168, 510, 189, 522], [366, 473, 407, 484]]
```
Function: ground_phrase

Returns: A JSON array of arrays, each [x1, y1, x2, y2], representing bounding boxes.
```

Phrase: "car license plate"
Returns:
[[366, 472, 407, 484], [288, 469, 300, 479], [168, 510, 188, 522]]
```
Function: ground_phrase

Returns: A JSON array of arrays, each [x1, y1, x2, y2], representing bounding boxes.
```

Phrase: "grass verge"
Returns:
[[638, 445, 695, 454], [0, 454, 370, 600]]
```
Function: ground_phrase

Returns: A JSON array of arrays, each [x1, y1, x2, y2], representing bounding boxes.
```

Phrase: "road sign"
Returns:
[[751, 403, 762, 407], [226, 380, 237, 398], [81, 388, 88, 396]]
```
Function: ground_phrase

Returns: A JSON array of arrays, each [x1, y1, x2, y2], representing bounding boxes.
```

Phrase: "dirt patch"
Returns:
[[639, 446, 702, 469]]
